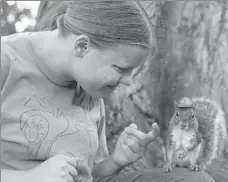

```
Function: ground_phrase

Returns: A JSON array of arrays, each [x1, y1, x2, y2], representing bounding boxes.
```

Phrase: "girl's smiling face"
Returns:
[[71, 43, 151, 99]]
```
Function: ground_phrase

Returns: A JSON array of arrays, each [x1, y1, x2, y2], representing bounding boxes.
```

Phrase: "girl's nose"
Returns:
[[120, 75, 133, 86]]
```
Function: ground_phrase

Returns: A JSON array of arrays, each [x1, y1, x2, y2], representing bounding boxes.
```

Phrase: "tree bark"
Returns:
[[35, 1, 228, 181]]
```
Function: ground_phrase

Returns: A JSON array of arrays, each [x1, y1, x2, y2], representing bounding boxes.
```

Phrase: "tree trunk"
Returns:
[[36, 1, 228, 181]]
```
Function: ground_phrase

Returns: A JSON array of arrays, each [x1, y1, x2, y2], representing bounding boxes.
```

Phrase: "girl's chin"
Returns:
[[105, 85, 118, 94], [97, 86, 116, 98], [84, 86, 117, 99]]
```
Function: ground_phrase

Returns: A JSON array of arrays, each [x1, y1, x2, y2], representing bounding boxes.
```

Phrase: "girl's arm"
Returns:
[[92, 155, 124, 178]]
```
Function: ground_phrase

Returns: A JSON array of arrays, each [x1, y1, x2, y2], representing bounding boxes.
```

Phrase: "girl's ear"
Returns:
[[74, 35, 91, 57]]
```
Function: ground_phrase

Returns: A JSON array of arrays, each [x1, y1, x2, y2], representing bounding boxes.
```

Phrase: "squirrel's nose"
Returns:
[[180, 123, 186, 129]]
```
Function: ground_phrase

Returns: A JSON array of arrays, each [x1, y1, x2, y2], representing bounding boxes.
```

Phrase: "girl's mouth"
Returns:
[[107, 85, 117, 90], [106, 84, 118, 92], [107, 82, 119, 88]]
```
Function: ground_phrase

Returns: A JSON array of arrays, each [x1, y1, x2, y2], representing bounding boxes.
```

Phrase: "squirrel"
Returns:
[[156, 97, 227, 172]]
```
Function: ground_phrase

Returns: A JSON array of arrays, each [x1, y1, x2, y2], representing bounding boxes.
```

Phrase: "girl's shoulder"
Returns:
[[1, 32, 39, 69], [2, 32, 32, 40], [2, 32, 31, 45], [1, 32, 32, 57]]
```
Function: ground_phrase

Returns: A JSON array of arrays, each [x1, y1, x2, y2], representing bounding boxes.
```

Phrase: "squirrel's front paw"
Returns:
[[164, 164, 172, 172], [189, 164, 201, 171]]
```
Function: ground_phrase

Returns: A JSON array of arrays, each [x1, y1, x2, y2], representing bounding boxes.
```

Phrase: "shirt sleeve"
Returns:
[[94, 99, 109, 164]]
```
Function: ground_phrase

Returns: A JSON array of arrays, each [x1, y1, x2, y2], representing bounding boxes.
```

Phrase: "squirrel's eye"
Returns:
[[176, 112, 179, 117]]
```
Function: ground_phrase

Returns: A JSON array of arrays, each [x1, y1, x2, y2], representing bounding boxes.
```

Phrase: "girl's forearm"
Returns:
[[92, 155, 125, 178]]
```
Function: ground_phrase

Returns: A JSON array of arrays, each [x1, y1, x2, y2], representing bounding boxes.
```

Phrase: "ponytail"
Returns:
[[37, 1, 152, 48], [37, 2, 70, 32]]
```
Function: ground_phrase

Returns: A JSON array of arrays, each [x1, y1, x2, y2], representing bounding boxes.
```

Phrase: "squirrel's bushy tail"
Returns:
[[192, 97, 227, 170]]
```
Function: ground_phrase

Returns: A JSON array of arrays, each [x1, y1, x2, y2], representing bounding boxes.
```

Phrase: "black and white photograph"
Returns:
[[1, 1, 228, 182]]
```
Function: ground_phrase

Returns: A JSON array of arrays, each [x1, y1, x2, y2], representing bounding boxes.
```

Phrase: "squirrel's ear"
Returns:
[[174, 100, 178, 110], [191, 110, 196, 121], [192, 102, 196, 109]]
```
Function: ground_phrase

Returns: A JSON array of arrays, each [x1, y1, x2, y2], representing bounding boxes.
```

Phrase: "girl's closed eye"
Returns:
[[113, 65, 131, 73], [113, 65, 124, 73]]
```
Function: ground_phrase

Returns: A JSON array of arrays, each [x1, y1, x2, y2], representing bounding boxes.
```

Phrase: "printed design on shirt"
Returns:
[[20, 95, 98, 162]]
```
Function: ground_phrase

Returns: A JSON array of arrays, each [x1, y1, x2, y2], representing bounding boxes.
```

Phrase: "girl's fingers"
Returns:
[[124, 125, 146, 141], [124, 123, 160, 147], [76, 162, 90, 177], [128, 123, 137, 129], [66, 156, 90, 178], [66, 175, 75, 182], [123, 135, 145, 157], [67, 165, 78, 178], [122, 143, 141, 158], [124, 137, 141, 153], [141, 123, 160, 147], [66, 156, 78, 168]]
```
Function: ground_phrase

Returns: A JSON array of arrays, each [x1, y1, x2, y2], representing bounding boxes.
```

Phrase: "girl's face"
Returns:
[[71, 44, 151, 99]]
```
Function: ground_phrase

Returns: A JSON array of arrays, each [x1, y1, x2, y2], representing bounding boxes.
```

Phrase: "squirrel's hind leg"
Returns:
[[188, 143, 203, 171], [157, 145, 166, 168]]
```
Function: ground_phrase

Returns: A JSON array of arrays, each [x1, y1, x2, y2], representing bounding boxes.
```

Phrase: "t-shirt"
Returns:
[[1, 33, 109, 178]]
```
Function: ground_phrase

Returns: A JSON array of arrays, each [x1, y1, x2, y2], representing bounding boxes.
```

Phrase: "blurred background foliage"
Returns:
[[1, 1, 228, 181], [0, 0, 39, 36]]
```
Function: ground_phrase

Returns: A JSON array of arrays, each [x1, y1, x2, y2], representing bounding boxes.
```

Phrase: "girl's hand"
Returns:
[[26, 154, 79, 182], [111, 123, 160, 168]]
